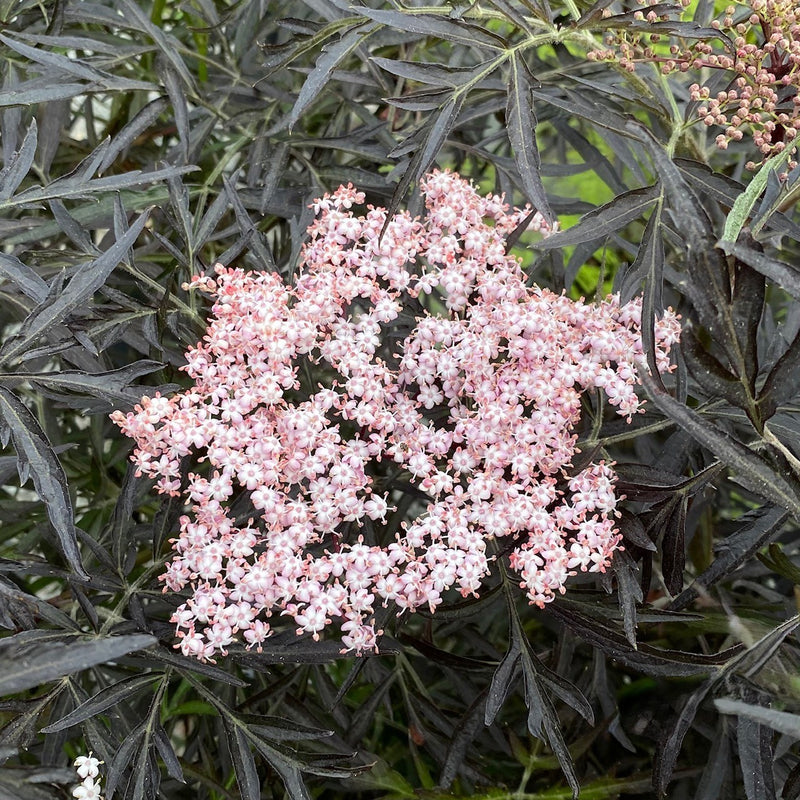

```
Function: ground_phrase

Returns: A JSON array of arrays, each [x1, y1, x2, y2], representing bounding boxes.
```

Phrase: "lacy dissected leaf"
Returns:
[[0, 633, 156, 697], [0, 386, 84, 578], [0, 252, 48, 303], [757, 326, 800, 419], [354, 7, 506, 49], [0, 210, 149, 366], [670, 505, 788, 611], [41, 673, 161, 732], [735, 712, 776, 800], [716, 698, 800, 739], [285, 23, 376, 132], [718, 240, 800, 302], [546, 596, 741, 677], [680, 323, 749, 408], [371, 57, 486, 87], [656, 615, 800, 792], [535, 184, 659, 250], [722, 150, 794, 244], [0, 117, 37, 201], [505, 52, 553, 225], [639, 368, 800, 520], [0, 362, 165, 412]]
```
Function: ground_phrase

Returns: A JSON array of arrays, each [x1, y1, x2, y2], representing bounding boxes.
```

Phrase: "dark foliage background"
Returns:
[[2, 0, 800, 798]]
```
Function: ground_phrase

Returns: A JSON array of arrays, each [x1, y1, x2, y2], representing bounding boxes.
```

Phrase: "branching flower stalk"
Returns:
[[112, 171, 680, 661]]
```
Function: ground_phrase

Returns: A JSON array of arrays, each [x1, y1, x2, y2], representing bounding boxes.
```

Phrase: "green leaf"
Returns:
[[0, 386, 85, 578], [757, 542, 800, 585], [0, 633, 156, 696], [721, 149, 793, 243]]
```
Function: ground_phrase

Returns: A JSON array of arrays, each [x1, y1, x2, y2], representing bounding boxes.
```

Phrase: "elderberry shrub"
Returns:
[[1, 1, 800, 799]]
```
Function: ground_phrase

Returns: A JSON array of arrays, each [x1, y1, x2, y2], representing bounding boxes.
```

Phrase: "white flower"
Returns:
[[72, 778, 103, 800], [73, 754, 101, 780]]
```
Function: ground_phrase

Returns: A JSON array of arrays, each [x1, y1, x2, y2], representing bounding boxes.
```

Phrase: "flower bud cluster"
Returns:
[[112, 171, 680, 660], [588, 0, 800, 168]]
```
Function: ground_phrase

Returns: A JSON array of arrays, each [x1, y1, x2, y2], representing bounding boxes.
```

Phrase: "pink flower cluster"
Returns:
[[111, 171, 680, 660]]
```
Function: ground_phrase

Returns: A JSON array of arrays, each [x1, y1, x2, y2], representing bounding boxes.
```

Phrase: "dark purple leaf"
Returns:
[[681, 324, 748, 408], [612, 549, 642, 647], [654, 677, 716, 794], [535, 184, 659, 249], [385, 90, 466, 225], [639, 368, 800, 520], [735, 713, 775, 800], [355, 7, 506, 49], [0, 386, 85, 578], [757, 326, 800, 419], [0, 252, 48, 303], [0, 634, 156, 696], [719, 240, 800, 302], [660, 496, 687, 597], [371, 57, 483, 86], [506, 53, 553, 224], [0, 118, 36, 201], [670, 505, 788, 612], [0, 209, 149, 366], [286, 24, 375, 131], [224, 720, 262, 800], [41, 674, 160, 732]]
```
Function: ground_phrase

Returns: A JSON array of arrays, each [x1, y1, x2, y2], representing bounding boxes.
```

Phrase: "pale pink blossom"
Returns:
[[112, 170, 680, 659]]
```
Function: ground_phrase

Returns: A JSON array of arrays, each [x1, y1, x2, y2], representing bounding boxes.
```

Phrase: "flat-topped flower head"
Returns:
[[112, 170, 680, 659]]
